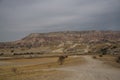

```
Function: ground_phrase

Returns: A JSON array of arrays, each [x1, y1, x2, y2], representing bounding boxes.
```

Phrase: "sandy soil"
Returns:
[[51, 56, 120, 80], [0, 57, 58, 67], [0, 56, 120, 80]]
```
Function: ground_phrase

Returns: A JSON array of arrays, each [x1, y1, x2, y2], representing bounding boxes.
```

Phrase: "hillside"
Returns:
[[0, 31, 120, 55], [0, 31, 120, 48]]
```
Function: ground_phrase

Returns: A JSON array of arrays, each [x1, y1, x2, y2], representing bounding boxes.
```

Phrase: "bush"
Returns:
[[11, 50, 14, 53], [58, 55, 68, 65], [92, 56, 97, 59], [99, 54, 103, 57], [116, 56, 120, 63], [100, 48, 107, 55], [0, 53, 3, 56], [11, 67, 18, 74]]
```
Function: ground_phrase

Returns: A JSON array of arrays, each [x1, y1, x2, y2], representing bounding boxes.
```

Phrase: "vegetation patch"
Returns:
[[0, 56, 85, 80]]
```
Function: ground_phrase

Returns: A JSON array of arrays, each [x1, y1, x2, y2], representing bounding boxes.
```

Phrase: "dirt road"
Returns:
[[0, 56, 120, 80], [54, 56, 120, 80]]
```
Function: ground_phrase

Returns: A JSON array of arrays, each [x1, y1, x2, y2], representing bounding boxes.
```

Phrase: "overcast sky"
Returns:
[[0, 0, 120, 42]]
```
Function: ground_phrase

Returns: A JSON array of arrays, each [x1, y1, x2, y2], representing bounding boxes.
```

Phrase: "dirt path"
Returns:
[[0, 56, 120, 80], [54, 56, 120, 80]]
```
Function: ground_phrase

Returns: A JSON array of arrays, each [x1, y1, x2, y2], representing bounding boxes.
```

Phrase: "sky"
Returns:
[[0, 0, 120, 42]]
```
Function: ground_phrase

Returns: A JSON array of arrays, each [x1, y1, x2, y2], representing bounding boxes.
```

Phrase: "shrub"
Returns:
[[100, 48, 107, 55], [11, 50, 14, 53], [99, 54, 103, 57], [11, 67, 21, 74], [58, 55, 68, 65], [116, 56, 120, 63], [0, 53, 3, 56], [11, 67, 17, 74], [92, 56, 97, 59]]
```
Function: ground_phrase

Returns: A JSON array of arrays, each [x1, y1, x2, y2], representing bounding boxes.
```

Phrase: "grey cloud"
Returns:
[[0, 0, 120, 41]]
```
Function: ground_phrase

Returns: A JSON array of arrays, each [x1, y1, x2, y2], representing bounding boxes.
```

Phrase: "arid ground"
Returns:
[[0, 55, 120, 80]]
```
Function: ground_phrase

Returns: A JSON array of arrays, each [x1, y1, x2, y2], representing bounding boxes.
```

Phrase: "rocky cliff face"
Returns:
[[0, 31, 120, 49]]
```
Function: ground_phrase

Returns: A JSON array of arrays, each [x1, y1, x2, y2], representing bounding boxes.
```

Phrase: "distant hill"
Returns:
[[0, 31, 120, 49]]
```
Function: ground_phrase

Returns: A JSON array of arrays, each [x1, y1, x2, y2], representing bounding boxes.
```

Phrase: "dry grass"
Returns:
[[97, 55, 120, 68], [0, 56, 85, 80], [0, 69, 70, 80], [1, 57, 58, 63], [92, 55, 97, 59]]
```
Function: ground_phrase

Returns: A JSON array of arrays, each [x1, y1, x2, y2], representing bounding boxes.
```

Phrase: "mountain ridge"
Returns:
[[0, 30, 120, 49]]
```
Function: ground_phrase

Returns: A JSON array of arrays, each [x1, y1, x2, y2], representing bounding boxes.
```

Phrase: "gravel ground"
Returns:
[[56, 56, 120, 80], [42, 56, 120, 80], [0, 56, 120, 80]]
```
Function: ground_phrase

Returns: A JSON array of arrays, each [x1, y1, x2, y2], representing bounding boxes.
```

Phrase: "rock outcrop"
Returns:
[[0, 31, 120, 49]]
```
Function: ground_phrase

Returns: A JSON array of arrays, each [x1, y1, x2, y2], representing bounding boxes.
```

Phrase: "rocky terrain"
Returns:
[[0, 31, 120, 80], [0, 31, 120, 55]]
